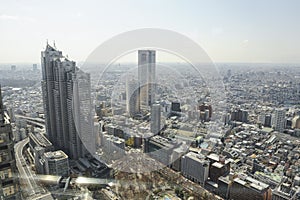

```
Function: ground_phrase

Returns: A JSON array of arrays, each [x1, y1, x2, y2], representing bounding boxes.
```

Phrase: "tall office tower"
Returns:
[[41, 44, 93, 159], [138, 50, 156, 108], [0, 86, 20, 199], [150, 104, 161, 135], [273, 108, 286, 132], [126, 78, 140, 117]]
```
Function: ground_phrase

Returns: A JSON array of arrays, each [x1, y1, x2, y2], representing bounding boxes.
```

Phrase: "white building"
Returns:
[[273, 109, 285, 132], [181, 152, 209, 185]]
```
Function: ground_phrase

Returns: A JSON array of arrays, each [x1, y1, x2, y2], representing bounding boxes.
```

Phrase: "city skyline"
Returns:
[[1, 1, 300, 199]]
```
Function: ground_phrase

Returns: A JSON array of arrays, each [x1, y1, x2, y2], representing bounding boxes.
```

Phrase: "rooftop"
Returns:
[[44, 150, 68, 161]]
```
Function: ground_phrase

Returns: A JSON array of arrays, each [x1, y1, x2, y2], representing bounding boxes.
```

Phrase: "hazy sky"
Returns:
[[1, 0, 300, 63]]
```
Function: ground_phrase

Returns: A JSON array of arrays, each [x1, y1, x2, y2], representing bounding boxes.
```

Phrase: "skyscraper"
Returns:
[[273, 108, 285, 132], [150, 104, 161, 134], [41, 44, 93, 159], [126, 78, 140, 117], [0, 86, 20, 199], [138, 50, 156, 108]]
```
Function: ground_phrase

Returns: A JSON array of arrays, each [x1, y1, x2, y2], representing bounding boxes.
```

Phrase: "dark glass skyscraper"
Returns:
[[41, 44, 94, 159]]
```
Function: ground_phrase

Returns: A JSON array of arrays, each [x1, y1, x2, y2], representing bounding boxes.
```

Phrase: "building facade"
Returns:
[[150, 104, 161, 135], [0, 86, 20, 199], [41, 44, 93, 159], [43, 150, 69, 176], [126, 78, 140, 117], [181, 152, 209, 185], [273, 109, 285, 132], [138, 50, 156, 108]]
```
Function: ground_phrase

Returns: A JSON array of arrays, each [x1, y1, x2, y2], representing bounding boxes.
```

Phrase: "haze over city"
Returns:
[[1, 0, 300, 63]]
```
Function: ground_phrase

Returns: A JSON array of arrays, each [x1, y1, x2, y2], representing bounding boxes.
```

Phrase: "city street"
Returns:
[[15, 138, 44, 197]]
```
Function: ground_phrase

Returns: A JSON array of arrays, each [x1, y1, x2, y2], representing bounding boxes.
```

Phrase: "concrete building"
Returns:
[[0, 86, 20, 199], [28, 132, 55, 174], [43, 150, 69, 176], [150, 104, 161, 135], [144, 135, 178, 166], [41, 44, 93, 159], [209, 161, 230, 183], [265, 114, 272, 127], [231, 109, 248, 123], [29, 132, 54, 153], [198, 103, 212, 120], [138, 50, 156, 108], [273, 109, 286, 132], [181, 152, 209, 185], [218, 176, 231, 199], [229, 176, 272, 200], [272, 183, 300, 200]]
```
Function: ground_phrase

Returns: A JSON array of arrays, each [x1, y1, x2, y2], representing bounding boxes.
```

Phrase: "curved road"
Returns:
[[15, 138, 44, 197]]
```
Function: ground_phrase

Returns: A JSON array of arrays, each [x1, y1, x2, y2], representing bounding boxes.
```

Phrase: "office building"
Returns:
[[181, 152, 209, 185], [171, 102, 181, 113], [29, 132, 54, 153], [198, 103, 212, 119], [41, 44, 93, 159], [126, 78, 140, 117], [144, 135, 175, 166], [218, 176, 231, 199], [0, 86, 20, 199], [272, 183, 300, 200], [231, 109, 248, 123], [229, 176, 271, 200], [273, 109, 285, 132], [209, 161, 230, 183], [43, 150, 69, 176], [150, 104, 161, 135], [138, 50, 156, 108]]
